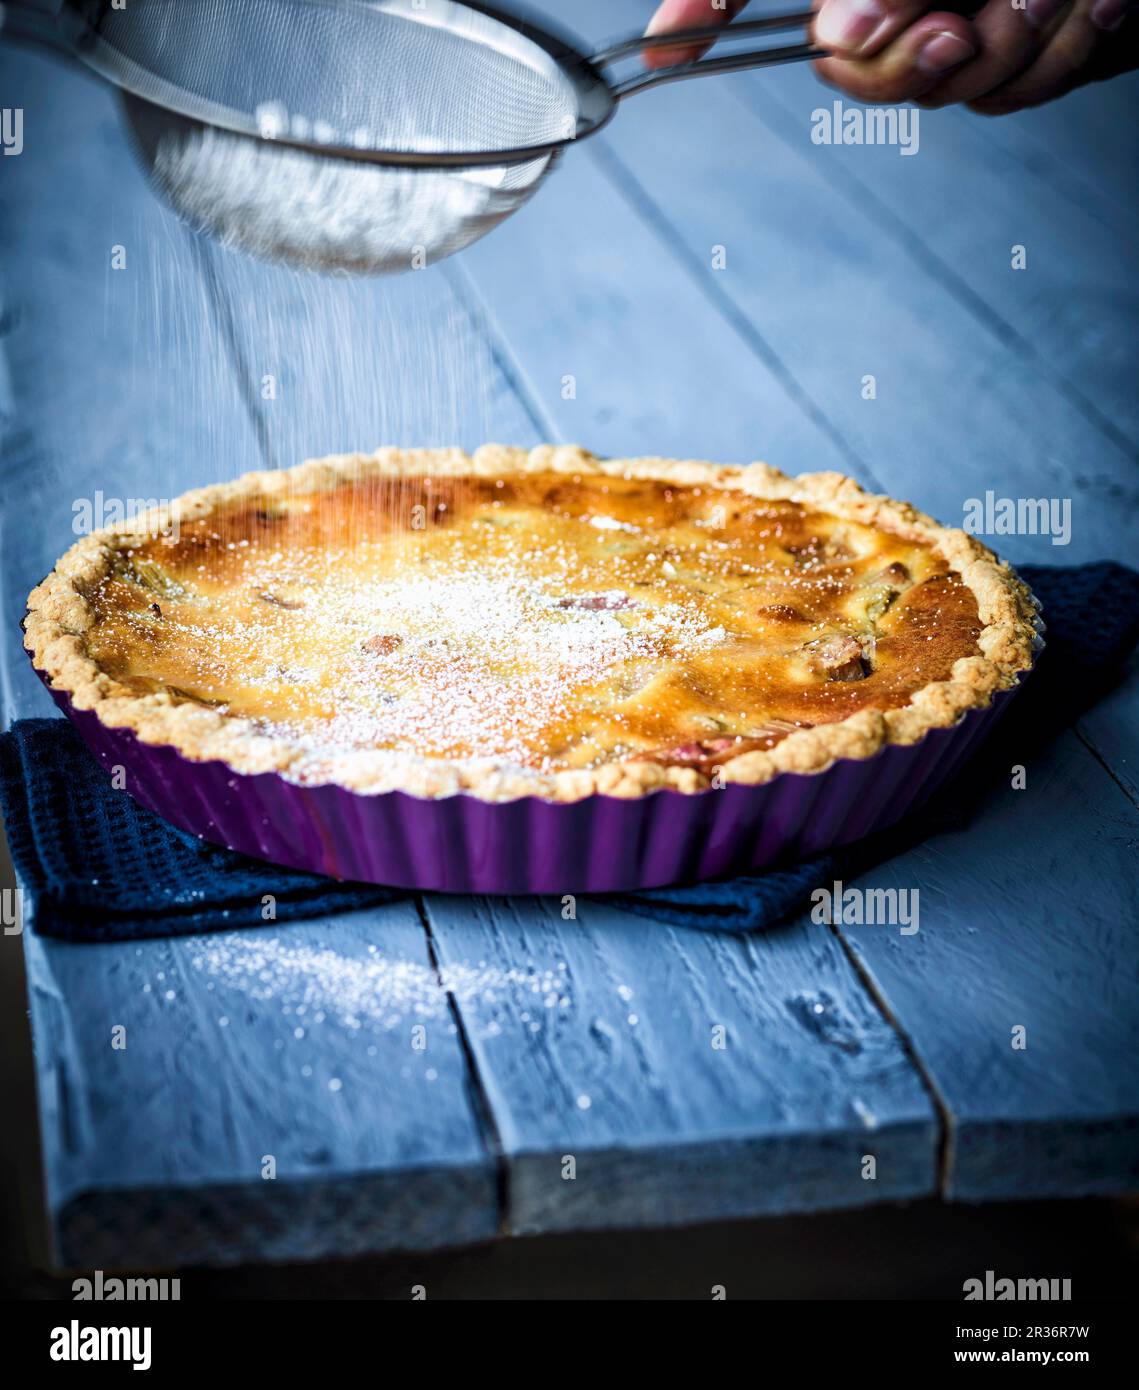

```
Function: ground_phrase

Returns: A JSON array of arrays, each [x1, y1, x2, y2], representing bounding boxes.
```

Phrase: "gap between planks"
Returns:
[[414, 896, 512, 1234], [441, 259, 553, 444], [822, 916, 956, 1197]]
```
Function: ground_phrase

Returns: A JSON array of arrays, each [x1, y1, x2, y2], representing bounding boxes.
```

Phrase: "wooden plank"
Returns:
[[572, 90, 1136, 562], [738, 60, 1139, 450], [423, 895, 936, 1233], [836, 733, 1139, 1200], [1, 48, 498, 1265], [978, 71, 1139, 230], [1077, 665, 1139, 807], [27, 903, 498, 1267], [950, 104, 1138, 246], [451, 123, 859, 475]]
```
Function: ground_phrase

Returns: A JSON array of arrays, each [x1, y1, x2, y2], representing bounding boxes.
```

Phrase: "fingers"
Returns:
[[966, 3, 1104, 113], [644, 0, 1135, 111], [813, 0, 936, 58], [813, 12, 979, 102], [916, 0, 1061, 107], [1088, 0, 1135, 29], [643, 0, 751, 68]]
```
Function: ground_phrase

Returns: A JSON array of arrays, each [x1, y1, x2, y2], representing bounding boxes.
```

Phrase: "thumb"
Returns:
[[644, 0, 752, 68]]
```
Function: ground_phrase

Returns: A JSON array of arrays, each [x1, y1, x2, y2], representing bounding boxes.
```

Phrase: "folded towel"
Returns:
[[3, 562, 1136, 941]]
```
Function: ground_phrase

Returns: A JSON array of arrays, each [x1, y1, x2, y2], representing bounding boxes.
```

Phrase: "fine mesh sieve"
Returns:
[[3, 0, 822, 273]]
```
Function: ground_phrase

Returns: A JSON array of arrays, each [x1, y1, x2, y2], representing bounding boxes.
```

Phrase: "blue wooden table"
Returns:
[[2, 1, 1137, 1270]]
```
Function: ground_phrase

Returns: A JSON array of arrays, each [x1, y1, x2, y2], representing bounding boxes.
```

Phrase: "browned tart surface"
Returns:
[[25, 448, 1038, 801]]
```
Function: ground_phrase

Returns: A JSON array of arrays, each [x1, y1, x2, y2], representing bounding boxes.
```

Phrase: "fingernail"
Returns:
[[1090, 0, 1128, 30], [815, 0, 888, 53], [915, 30, 976, 76], [1025, 0, 1066, 28]]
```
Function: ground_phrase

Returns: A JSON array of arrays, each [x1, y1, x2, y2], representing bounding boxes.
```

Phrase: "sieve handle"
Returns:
[[600, 5, 984, 98], [598, 10, 820, 95]]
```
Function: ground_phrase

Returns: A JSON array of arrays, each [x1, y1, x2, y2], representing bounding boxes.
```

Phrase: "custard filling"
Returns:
[[82, 471, 982, 775]]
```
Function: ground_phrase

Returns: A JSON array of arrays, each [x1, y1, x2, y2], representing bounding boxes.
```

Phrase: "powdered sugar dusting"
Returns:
[[95, 470, 963, 784], [229, 544, 723, 769], [188, 934, 576, 1044]]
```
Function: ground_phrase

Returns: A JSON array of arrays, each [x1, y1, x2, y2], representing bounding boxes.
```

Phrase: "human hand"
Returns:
[[643, 0, 1139, 114]]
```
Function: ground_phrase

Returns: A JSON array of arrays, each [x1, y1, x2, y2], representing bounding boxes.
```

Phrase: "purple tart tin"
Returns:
[[39, 653, 1036, 895]]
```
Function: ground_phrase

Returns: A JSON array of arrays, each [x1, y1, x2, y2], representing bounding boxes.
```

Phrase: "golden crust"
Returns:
[[24, 446, 1040, 803]]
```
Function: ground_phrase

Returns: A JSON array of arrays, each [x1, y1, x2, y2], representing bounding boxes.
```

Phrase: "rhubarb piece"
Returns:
[[555, 592, 634, 612], [807, 634, 868, 682], [363, 634, 403, 657], [650, 727, 804, 771]]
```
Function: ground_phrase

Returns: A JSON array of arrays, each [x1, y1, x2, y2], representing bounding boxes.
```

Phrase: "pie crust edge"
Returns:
[[23, 445, 1041, 804]]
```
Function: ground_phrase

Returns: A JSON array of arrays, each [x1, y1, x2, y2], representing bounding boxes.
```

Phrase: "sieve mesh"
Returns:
[[75, 0, 581, 275], [84, 0, 580, 155], [22, 1, 825, 272]]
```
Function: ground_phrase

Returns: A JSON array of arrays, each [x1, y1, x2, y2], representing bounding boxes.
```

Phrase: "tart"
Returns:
[[26, 446, 1038, 808]]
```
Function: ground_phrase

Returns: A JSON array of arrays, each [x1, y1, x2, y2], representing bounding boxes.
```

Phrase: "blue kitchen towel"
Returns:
[[0, 725, 404, 940], [3, 562, 1136, 941]]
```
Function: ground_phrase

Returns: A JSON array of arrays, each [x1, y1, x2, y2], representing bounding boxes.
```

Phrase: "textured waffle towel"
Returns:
[[2, 562, 1136, 940]]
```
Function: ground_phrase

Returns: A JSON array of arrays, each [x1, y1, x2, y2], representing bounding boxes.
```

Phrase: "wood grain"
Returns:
[[738, 60, 1139, 451], [423, 895, 936, 1233], [27, 904, 497, 1267], [838, 733, 1139, 1199], [982, 72, 1139, 234]]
